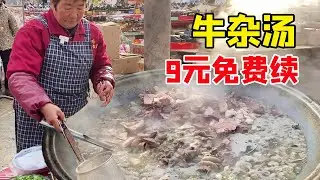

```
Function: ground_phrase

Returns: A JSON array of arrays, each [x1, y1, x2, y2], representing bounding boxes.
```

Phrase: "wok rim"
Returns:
[[42, 128, 72, 180], [42, 68, 320, 180]]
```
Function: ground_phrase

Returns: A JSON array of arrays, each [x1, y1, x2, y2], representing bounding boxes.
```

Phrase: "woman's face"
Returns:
[[52, 0, 85, 29]]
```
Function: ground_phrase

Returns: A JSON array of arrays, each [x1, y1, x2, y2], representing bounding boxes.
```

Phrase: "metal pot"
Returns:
[[42, 69, 320, 180]]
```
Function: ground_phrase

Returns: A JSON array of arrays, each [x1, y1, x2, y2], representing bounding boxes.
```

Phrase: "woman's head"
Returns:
[[51, 0, 86, 29]]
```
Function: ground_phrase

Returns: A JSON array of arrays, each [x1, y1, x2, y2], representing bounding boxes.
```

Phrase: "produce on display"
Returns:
[[14, 175, 46, 180]]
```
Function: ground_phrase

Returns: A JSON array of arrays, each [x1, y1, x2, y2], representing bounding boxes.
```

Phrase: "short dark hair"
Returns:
[[51, 0, 60, 8], [51, 0, 86, 9]]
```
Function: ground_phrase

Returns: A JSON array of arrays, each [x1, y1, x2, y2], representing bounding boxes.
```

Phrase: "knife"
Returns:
[[59, 121, 85, 162]]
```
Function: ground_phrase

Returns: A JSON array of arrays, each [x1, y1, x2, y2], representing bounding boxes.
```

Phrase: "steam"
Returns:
[[66, 82, 122, 133], [202, 0, 319, 72], [229, 0, 318, 16], [65, 0, 320, 140]]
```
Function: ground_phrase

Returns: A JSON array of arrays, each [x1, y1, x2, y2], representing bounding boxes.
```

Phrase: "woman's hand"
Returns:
[[97, 80, 114, 106], [40, 103, 65, 132]]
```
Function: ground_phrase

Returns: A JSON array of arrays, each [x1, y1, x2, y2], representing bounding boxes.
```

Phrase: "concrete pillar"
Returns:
[[144, 0, 171, 70]]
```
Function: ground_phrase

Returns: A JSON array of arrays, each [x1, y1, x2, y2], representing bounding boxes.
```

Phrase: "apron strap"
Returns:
[[36, 15, 49, 29], [36, 15, 91, 43], [82, 18, 91, 43]]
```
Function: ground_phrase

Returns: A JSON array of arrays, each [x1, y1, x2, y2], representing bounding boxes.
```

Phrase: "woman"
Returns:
[[0, 0, 18, 96], [7, 0, 115, 153]]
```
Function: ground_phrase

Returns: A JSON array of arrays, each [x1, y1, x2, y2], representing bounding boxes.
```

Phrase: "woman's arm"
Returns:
[[90, 25, 115, 93], [7, 20, 52, 121]]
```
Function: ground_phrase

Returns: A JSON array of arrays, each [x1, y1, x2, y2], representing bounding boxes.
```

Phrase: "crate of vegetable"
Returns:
[[14, 174, 47, 180]]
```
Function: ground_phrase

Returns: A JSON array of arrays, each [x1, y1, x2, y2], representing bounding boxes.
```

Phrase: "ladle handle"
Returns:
[[40, 120, 54, 129], [39, 120, 114, 151]]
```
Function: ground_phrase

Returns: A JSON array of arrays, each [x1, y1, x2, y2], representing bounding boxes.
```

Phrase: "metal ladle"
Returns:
[[40, 121, 115, 151], [40, 121, 127, 180]]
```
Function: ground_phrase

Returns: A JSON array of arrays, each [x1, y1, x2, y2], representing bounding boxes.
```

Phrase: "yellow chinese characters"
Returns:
[[262, 14, 296, 48], [190, 13, 296, 49], [191, 13, 226, 48], [227, 13, 261, 48]]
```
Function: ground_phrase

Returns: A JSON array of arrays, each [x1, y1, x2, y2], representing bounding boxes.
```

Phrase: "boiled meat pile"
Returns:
[[87, 86, 306, 180]]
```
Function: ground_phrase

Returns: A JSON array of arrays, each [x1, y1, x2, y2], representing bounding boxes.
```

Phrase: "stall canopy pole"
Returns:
[[144, 0, 171, 70]]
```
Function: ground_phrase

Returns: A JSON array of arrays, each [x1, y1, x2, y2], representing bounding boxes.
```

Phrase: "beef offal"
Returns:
[[94, 86, 307, 180]]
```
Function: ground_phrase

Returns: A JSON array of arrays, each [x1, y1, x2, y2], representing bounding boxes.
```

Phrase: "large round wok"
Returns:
[[42, 69, 320, 180]]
